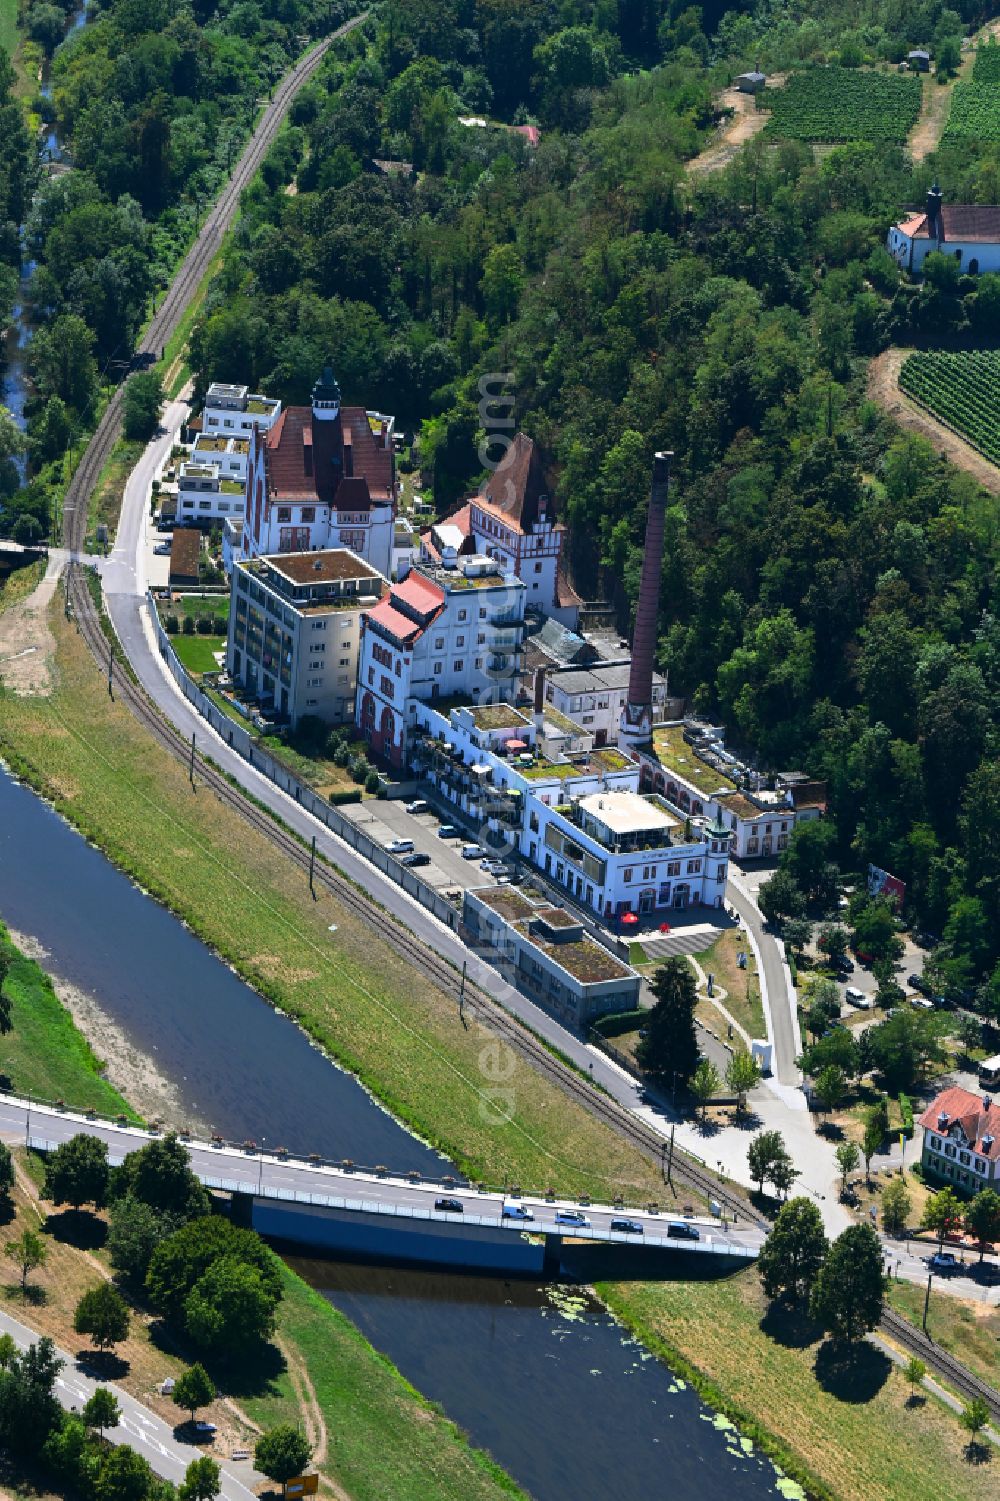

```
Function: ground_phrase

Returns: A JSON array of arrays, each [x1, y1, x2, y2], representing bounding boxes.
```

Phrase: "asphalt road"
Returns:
[[727, 875, 801, 1087], [0, 1305, 261, 1498], [0, 1096, 764, 1258]]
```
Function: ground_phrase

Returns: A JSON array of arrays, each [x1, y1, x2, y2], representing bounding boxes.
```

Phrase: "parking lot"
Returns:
[[341, 795, 516, 897]]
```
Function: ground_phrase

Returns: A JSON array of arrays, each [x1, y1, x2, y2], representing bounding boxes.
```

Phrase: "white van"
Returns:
[[845, 986, 872, 1009], [386, 838, 414, 855], [461, 844, 484, 860]]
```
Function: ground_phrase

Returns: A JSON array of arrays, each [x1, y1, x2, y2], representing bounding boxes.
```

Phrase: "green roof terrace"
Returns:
[[651, 723, 735, 796]]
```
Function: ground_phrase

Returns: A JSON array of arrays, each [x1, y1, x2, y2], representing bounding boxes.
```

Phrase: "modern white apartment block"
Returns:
[[226, 549, 386, 727], [202, 382, 282, 438]]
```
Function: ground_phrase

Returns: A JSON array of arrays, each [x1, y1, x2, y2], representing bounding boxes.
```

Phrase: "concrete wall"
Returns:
[[251, 1199, 548, 1272]]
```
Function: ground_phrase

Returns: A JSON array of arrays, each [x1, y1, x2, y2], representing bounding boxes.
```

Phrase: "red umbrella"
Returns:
[[620, 911, 639, 927]]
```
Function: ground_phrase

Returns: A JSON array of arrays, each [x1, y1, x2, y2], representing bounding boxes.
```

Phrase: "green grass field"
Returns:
[[0, 922, 138, 1118], [606, 1270, 998, 1501], [169, 630, 227, 676]]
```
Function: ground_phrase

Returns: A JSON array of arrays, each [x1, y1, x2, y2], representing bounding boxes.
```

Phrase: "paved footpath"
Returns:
[[0, 1305, 262, 1497]]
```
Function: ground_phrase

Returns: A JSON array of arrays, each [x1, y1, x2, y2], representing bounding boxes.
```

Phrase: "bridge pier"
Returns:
[[542, 1234, 563, 1277]]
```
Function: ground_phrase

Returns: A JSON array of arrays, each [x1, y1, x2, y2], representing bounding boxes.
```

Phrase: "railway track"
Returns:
[[61, 12, 369, 558], [66, 566, 761, 1225], [880, 1306, 1000, 1421]]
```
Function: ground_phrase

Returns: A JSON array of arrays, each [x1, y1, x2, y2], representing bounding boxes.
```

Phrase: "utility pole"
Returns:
[[666, 1122, 675, 1186], [308, 834, 316, 896], [107, 643, 114, 698], [459, 960, 467, 1022], [189, 731, 196, 786], [922, 1269, 933, 1332]]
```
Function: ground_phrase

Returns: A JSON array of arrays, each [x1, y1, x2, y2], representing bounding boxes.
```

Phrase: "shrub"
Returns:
[[182, 616, 195, 635], [329, 787, 362, 805], [195, 616, 214, 635], [164, 614, 179, 634], [899, 1093, 914, 1138], [364, 769, 381, 794], [591, 1009, 645, 1038]]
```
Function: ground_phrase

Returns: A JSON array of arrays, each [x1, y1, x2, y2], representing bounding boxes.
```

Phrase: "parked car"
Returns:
[[917, 931, 940, 949], [155, 518, 175, 532], [555, 1209, 590, 1227], [909, 995, 935, 1011], [928, 1251, 959, 1273], [405, 799, 428, 814], [437, 825, 460, 839], [667, 1221, 701, 1241], [434, 1197, 463, 1214], [401, 851, 430, 868], [386, 838, 414, 855], [193, 1421, 217, 1436], [844, 986, 872, 1009], [610, 1218, 643, 1235], [502, 1203, 534, 1221], [907, 972, 927, 993], [154, 541, 172, 554], [461, 844, 484, 860]]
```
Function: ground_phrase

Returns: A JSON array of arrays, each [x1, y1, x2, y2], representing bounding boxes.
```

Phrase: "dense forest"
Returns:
[[0, 0, 357, 527], [1, 0, 998, 1001]]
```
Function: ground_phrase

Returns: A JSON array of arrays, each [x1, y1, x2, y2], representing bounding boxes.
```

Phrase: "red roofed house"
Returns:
[[422, 433, 581, 628], [355, 557, 527, 767], [919, 1086, 1000, 1194], [243, 366, 397, 579], [887, 183, 1000, 276]]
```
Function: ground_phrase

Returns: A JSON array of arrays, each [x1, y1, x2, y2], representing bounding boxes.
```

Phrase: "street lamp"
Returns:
[[257, 1136, 266, 1196]]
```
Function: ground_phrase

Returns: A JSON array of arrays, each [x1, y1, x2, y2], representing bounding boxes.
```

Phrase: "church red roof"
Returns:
[[901, 204, 1000, 243]]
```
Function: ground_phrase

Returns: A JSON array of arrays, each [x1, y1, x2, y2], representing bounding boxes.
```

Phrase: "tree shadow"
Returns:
[[693, 1115, 720, 1138], [0, 1196, 15, 1229], [75, 1349, 129, 1381], [44, 1208, 107, 1251], [964, 1440, 992, 1466], [760, 1300, 824, 1350], [905, 1392, 927, 1409], [814, 1339, 892, 1403], [147, 1318, 287, 1402], [3, 1281, 48, 1307], [730, 1108, 763, 1132], [172, 1420, 219, 1448], [818, 1121, 845, 1142]]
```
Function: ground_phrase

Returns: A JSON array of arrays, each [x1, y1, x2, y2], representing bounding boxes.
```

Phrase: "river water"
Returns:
[[0, 765, 789, 1500]]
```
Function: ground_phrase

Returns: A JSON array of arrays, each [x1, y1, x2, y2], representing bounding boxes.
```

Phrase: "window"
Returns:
[[339, 657, 349, 667], [434, 662, 442, 676], [456, 635, 465, 647], [479, 607, 487, 618], [930, 1135, 940, 1150], [434, 637, 444, 650], [394, 660, 401, 676], [301, 507, 315, 522], [475, 658, 482, 669], [458, 609, 468, 621], [306, 697, 318, 706], [478, 633, 486, 645], [686, 859, 702, 874], [454, 660, 463, 672], [277, 507, 291, 523], [308, 675, 324, 687], [198, 500, 211, 510], [312, 620, 326, 630], [667, 861, 680, 877], [623, 868, 633, 883], [534, 562, 542, 573], [716, 867, 726, 882], [960, 1151, 971, 1166], [368, 667, 374, 684]]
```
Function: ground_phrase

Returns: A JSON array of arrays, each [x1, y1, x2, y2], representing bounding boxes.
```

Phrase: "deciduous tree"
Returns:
[[690, 1058, 720, 1120], [881, 1176, 911, 1237], [835, 1141, 859, 1197], [255, 1425, 311, 1485], [5, 1228, 47, 1291], [757, 1197, 828, 1303], [810, 1224, 885, 1342], [179, 1456, 221, 1501], [44, 1133, 110, 1211], [83, 1386, 121, 1436], [725, 1051, 761, 1114], [172, 1362, 215, 1423], [74, 1283, 130, 1353], [964, 1188, 1000, 1262], [921, 1187, 964, 1251]]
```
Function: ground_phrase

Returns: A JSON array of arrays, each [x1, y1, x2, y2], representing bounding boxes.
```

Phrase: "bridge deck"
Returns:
[[0, 1095, 763, 1259]]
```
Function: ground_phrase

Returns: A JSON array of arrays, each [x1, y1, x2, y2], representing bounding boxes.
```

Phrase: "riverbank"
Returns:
[[0, 589, 988, 1501], [0, 954, 527, 1500], [0, 591, 669, 1205], [0, 921, 137, 1120]]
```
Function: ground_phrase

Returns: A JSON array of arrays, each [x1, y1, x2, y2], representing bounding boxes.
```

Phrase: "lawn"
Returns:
[[258, 732, 366, 798], [0, 922, 138, 1119], [694, 928, 766, 1042], [0, 596, 669, 1206], [88, 438, 143, 549], [168, 593, 229, 626], [605, 1269, 998, 1501], [169, 630, 228, 676]]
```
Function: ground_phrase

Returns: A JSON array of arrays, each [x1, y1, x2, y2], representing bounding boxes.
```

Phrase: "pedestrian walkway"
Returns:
[[639, 924, 720, 961]]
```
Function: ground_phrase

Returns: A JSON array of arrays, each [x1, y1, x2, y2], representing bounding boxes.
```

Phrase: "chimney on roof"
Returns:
[[619, 451, 672, 750]]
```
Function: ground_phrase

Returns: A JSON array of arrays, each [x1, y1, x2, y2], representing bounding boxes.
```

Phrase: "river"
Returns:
[[0, 770, 787, 1501]]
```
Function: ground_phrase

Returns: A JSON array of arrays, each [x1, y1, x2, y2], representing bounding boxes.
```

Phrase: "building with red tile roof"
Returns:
[[919, 1085, 1000, 1193], [355, 557, 526, 768], [888, 184, 1000, 276], [243, 367, 397, 578], [422, 433, 580, 628]]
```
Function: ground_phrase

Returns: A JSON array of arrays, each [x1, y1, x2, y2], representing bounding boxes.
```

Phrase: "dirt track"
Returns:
[[867, 347, 1000, 495], [688, 85, 774, 176]]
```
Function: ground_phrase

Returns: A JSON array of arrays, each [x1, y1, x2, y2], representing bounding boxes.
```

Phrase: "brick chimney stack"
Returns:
[[620, 451, 672, 749]]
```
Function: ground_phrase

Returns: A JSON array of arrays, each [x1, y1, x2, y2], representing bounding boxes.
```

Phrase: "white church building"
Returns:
[[887, 185, 1000, 276]]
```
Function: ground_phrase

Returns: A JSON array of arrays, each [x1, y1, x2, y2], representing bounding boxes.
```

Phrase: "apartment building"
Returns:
[[226, 549, 386, 726]]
